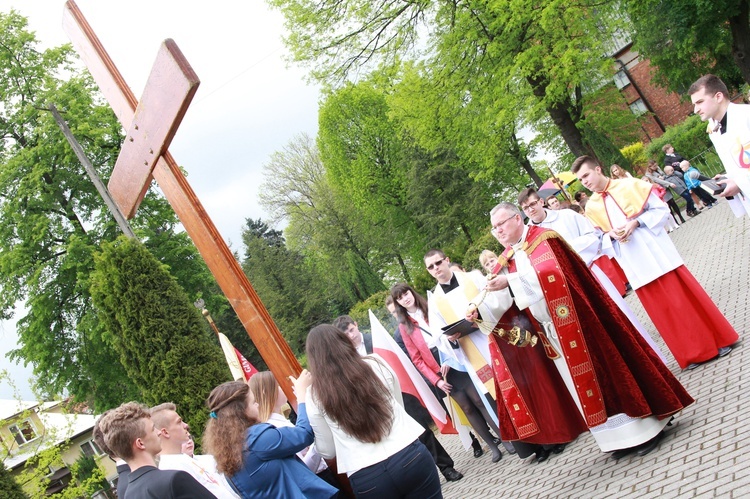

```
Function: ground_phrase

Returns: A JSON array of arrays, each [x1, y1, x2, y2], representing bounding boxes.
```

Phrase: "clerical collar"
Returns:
[[530, 209, 549, 225], [511, 226, 530, 252], [439, 273, 459, 293]]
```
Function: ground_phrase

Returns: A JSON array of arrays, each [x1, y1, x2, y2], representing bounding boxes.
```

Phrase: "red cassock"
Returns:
[[490, 226, 694, 441]]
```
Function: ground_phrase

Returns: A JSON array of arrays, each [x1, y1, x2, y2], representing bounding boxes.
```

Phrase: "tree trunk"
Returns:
[[509, 131, 544, 186], [526, 74, 597, 159], [729, 2, 750, 86], [396, 252, 411, 283], [459, 223, 474, 245]]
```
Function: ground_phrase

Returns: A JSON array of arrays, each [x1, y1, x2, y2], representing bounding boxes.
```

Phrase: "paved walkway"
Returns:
[[435, 201, 750, 498]]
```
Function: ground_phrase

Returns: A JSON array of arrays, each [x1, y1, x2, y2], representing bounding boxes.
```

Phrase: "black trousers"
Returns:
[[402, 393, 454, 471], [666, 198, 685, 223]]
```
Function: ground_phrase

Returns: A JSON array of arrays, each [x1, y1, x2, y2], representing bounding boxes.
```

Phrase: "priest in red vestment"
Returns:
[[572, 155, 740, 370], [483, 202, 694, 458]]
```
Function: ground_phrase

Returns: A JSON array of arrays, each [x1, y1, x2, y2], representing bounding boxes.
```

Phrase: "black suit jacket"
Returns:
[[116, 463, 131, 498], [124, 465, 214, 499]]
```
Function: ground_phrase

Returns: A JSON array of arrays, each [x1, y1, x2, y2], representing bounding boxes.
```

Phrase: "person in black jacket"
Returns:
[[662, 144, 685, 177], [98, 402, 214, 499]]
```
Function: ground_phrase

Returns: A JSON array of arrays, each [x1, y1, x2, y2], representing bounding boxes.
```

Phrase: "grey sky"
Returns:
[[0, 0, 320, 398]]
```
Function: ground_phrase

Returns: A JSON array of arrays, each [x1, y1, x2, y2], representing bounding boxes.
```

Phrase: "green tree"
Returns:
[[270, 0, 623, 158], [259, 133, 386, 303], [624, 0, 749, 91], [0, 462, 26, 499], [89, 236, 229, 435], [241, 219, 338, 354], [318, 81, 429, 279], [0, 11, 229, 413], [0, 11, 138, 408]]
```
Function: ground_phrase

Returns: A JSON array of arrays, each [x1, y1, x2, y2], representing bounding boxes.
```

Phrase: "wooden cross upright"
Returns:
[[61, 0, 302, 403]]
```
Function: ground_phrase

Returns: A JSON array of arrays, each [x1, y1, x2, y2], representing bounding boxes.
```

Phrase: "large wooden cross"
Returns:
[[61, 0, 302, 402]]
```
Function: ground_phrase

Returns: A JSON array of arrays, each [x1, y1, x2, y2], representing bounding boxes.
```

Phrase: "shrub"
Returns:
[[645, 115, 712, 163], [621, 142, 649, 174]]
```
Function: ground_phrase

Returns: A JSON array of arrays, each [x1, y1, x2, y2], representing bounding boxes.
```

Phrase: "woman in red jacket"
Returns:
[[389, 283, 504, 462]]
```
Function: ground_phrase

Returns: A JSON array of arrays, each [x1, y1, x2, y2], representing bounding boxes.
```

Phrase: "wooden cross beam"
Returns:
[[62, 0, 302, 403]]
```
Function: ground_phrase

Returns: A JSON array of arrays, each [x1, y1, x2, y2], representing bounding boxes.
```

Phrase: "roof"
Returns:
[[0, 400, 39, 422], [2, 405, 98, 470]]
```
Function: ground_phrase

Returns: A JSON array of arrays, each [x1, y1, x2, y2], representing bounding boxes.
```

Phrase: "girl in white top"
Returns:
[[305, 324, 442, 498]]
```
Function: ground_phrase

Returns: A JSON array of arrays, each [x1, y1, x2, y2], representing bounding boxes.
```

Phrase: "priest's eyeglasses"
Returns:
[[521, 199, 541, 211], [491, 214, 518, 233]]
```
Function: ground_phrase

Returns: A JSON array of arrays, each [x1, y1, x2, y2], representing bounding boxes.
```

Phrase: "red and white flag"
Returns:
[[369, 310, 455, 434], [218, 332, 259, 381]]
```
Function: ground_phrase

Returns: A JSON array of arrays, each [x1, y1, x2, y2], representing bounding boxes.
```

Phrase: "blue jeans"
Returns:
[[349, 440, 442, 498], [679, 191, 697, 212]]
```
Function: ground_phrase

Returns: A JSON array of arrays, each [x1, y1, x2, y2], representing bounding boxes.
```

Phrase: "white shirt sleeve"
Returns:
[[504, 250, 545, 311], [306, 388, 337, 459]]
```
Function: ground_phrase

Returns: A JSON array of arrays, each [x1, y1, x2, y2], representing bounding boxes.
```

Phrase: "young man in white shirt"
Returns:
[[151, 403, 238, 498]]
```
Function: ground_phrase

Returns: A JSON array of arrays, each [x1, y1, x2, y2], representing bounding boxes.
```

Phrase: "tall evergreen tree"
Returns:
[[0, 462, 26, 499], [90, 236, 229, 435]]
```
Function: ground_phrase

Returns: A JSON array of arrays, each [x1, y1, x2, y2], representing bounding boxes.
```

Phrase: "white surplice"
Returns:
[[601, 193, 682, 289], [503, 226, 668, 452], [708, 102, 750, 216], [531, 209, 666, 362], [427, 271, 511, 425]]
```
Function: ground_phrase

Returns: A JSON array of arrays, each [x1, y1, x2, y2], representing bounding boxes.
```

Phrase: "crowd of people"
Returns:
[[92, 73, 746, 498]]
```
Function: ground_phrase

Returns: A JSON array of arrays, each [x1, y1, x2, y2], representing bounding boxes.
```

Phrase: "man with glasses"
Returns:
[[424, 249, 513, 463], [518, 188, 665, 362], [484, 202, 694, 460]]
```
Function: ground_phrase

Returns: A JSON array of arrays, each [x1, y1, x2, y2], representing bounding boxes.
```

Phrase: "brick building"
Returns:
[[612, 42, 693, 142]]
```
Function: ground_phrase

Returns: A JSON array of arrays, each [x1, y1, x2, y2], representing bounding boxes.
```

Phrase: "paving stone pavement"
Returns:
[[433, 201, 750, 499]]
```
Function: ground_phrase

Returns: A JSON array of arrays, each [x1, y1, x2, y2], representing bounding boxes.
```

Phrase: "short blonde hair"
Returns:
[[479, 250, 498, 269]]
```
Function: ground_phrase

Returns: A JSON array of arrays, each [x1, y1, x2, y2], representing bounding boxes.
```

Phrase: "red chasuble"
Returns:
[[488, 304, 588, 444], [493, 226, 694, 430]]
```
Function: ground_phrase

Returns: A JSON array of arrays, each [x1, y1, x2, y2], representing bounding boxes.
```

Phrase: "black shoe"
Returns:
[[718, 346, 733, 357], [685, 362, 701, 370], [492, 437, 501, 445], [636, 431, 665, 456], [491, 448, 503, 463], [535, 448, 551, 464], [442, 468, 463, 482], [610, 447, 636, 460], [473, 447, 484, 458], [551, 444, 567, 454]]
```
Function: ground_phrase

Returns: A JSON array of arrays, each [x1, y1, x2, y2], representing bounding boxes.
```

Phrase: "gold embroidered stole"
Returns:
[[434, 272, 496, 399]]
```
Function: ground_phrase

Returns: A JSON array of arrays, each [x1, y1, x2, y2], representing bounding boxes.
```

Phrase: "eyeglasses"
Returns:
[[520, 199, 541, 211], [426, 258, 445, 271], [491, 214, 518, 233]]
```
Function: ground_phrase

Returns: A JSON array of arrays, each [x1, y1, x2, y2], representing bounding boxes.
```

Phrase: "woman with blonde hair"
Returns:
[[306, 324, 441, 498], [610, 164, 632, 179], [248, 372, 333, 483], [203, 375, 336, 498]]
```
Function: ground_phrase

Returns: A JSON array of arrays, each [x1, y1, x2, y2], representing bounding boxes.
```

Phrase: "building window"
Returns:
[[80, 439, 104, 458], [9, 419, 39, 445], [629, 99, 648, 116], [614, 70, 630, 89]]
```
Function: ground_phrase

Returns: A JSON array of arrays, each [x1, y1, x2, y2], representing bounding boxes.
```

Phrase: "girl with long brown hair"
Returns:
[[306, 324, 442, 498], [203, 375, 337, 499]]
